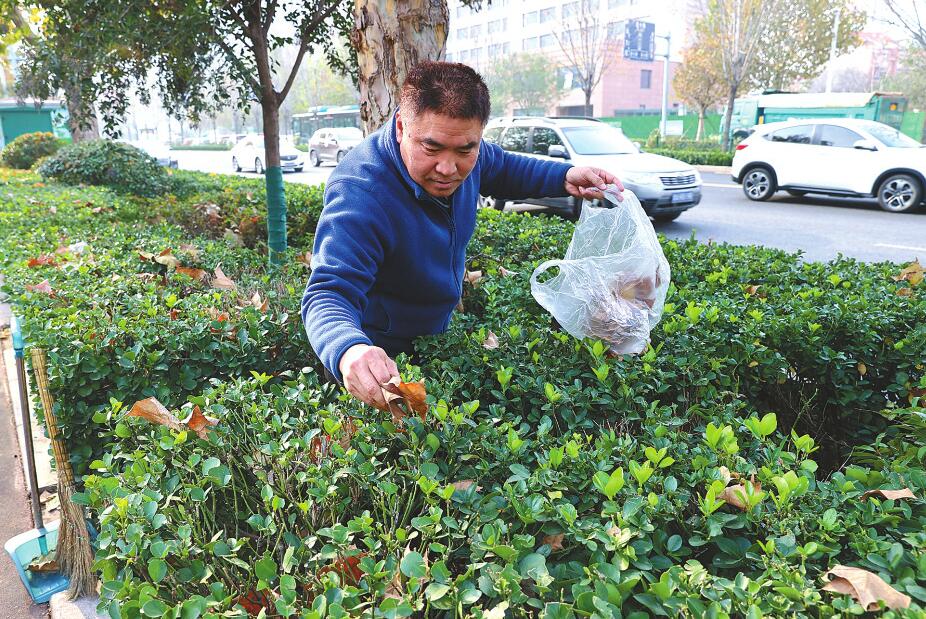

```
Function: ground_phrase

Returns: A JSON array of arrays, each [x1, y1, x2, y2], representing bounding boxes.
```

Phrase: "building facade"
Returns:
[[445, 0, 700, 117]]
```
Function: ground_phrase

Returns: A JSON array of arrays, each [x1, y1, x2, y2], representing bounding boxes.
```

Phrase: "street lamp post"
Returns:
[[657, 31, 671, 138]]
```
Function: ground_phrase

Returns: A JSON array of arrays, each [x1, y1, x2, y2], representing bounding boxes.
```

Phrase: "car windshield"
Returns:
[[861, 122, 922, 148], [561, 125, 638, 155], [331, 128, 363, 140]]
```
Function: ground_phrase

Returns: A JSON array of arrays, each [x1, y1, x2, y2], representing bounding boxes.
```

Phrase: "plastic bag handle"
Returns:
[[530, 259, 566, 287]]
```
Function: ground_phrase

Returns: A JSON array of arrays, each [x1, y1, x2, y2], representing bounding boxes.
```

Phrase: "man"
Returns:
[[302, 61, 622, 409]]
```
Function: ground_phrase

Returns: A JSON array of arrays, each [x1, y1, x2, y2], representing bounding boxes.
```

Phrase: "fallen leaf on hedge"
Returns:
[[318, 554, 363, 585], [720, 478, 762, 511], [154, 249, 180, 268], [236, 589, 273, 615], [25, 280, 54, 295], [250, 291, 269, 312], [896, 287, 913, 297], [455, 298, 465, 313], [212, 265, 237, 290], [499, 267, 518, 277], [178, 243, 201, 259], [295, 250, 313, 267], [378, 377, 428, 426], [91, 206, 104, 214], [606, 525, 621, 537], [910, 386, 926, 404], [27, 254, 57, 268], [135, 273, 160, 284], [860, 488, 916, 501], [183, 405, 218, 439], [858, 363, 867, 376], [207, 308, 229, 322], [465, 270, 483, 285], [169, 308, 180, 321], [821, 565, 911, 611], [452, 480, 477, 492], [138, 250, 155, 262], [485, 602, 510, 619], [175, 266, 207, 281], [745, 285, 761, 296], [543, 534, 565, 551], [483, 331, 499, 349], [27, 554, 58, 573], [48, 206, 57, 215], [718, 466, 733, 484], [127, 397, 182, 431], [892, 260, 923, 286]]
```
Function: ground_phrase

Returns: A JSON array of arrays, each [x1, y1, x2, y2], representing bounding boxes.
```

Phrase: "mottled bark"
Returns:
[[62, 80, 99, 142], [352, 0, 449, 134]]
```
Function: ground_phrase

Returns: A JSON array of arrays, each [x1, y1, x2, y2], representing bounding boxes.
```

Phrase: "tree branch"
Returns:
[[216, 37, 261, 95]]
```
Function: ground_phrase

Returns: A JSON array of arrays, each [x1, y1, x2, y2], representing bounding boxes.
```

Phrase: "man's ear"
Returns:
[[395, 109, 404, 143]]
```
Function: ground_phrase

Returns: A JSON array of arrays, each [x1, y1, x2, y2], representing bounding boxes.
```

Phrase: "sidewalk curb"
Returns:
[[694, 164, 733, 175], [50, 593, 104, 618]]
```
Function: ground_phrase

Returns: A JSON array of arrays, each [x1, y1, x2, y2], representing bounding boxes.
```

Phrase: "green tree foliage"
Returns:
[[883, 47, 926, 111], [673, 42, 726, 140], [484, 53, 564, 116], [749, 0, 865, 92]]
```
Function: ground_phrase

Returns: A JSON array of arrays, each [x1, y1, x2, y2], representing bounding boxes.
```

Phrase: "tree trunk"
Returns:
[[584, 88, 593, 116], [62, 80, 99, 142], [696, 109, 705, 141], [352, 0, 449, 135], [721, 82, 738, 151]]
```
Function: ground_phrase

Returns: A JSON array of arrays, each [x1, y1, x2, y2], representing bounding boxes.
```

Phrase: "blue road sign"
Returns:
[[623, 20, 655, 62]]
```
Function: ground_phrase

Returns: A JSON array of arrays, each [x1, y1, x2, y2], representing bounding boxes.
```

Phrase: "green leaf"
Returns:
[[147, 558, 167, 583], [141, 599, 168, 617], [255, 555, 278, 582], [400, 551, 426, 579]]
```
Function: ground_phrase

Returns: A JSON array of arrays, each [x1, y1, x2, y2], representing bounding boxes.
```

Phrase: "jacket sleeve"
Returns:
[[301, 180, 393, 382], [478, 141, 573, 200]]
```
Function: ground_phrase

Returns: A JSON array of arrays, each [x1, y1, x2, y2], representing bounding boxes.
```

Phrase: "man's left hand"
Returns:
[[565, 166, 624, 202]]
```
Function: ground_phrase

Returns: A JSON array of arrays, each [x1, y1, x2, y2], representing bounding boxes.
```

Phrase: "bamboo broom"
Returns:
[[30, 348, 96, 598]]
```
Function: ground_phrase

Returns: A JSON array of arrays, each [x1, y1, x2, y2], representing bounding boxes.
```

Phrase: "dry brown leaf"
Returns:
[[455, 298, 465, 313], [178, 243, 201, 260], [498, 267, 518, 277], [892, 260, 924, 286], [860, 488, 916, 502], [295, 250, 313, 267], [207, 308, 230, 322], [718, 466, 733, 484], [127, 397, 182, 431], [720, 478, 762, 511], [822, 565, 911, 611], [745, 285, 760, 296], [48, 206, 57, 215], [543, 534, 565, 551], [27, 254, 57, 268], [183, 405, 218, 440], [606, 525, 621, 537], [452, 480, 478, 492], [138, 250, 155, 262], [212, 265, 237, 291], [897, 287, 913, 297], [27, 552, 58, 573], [910, 386, 926, 404], [154, 249, 180, 268], [25, 280, 54, 296], [483, 330, 499, 350], [377, 377, 428, 427], [465, 270, 483, 285], [858, 363, 867, 376], [250, 291, 269, 313], [176, 266, 207, 281]]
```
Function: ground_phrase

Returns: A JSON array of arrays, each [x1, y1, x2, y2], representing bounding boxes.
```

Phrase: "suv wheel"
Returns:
[[309, 150, 320, 167], [255, 158, 264, 175], [653, 212, 681, 223], [232, 156, 241, 172], [742, 165, 776, 201], [877, 174, 922, 213]]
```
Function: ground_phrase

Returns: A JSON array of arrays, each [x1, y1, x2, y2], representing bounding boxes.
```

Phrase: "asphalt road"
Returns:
[[174, 150, 926, 264]]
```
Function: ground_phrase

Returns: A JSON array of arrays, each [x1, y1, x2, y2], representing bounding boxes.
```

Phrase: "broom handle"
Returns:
[[29, 348, 75, 487]]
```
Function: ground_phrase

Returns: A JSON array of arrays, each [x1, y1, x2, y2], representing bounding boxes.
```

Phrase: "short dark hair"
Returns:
[[400, 61, 491, 125]]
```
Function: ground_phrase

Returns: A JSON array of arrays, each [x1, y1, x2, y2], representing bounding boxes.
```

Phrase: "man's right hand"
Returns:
[[338, 344, 400, 409]]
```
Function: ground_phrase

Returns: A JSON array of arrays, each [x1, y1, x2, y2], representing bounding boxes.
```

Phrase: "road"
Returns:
[[174, 150, 926, 264]]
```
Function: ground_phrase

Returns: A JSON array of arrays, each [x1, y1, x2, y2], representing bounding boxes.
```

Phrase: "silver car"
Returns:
[[483, 117, 702, 222]]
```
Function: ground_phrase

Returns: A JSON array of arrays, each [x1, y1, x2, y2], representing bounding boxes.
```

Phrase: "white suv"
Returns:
[[483, 117, 702, 222], [731, 118, 926, 213]]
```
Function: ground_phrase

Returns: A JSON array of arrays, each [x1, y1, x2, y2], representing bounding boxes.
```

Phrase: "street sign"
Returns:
[[623, 20, 655, 62]]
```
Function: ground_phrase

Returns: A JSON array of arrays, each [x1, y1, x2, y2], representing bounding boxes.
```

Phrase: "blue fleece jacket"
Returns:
[[301, 112, 572, 381]]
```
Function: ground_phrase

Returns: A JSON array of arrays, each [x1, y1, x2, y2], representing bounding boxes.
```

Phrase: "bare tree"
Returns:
[[698, 0, 779, 150], [883, 0, 926, 51], [552, 0, 617, 116]]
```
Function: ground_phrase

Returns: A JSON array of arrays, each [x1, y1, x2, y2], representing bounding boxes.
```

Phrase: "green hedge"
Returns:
[[37, 139, 169, 197], [647, 148, 733, 167], [170, 143, 232, 151], [3, 165, 926, 616], [0, 131, 63, 169]]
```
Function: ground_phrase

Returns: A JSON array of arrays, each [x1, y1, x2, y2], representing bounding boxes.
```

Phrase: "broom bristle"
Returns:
[[56, 481, 96, 598]]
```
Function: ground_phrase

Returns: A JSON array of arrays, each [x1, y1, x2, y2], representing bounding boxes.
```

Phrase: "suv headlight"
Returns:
[[622, 172, 662, 186]]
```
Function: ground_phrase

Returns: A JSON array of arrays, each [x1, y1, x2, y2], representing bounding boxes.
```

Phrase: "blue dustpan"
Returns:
[[4, 520, 69, 603]]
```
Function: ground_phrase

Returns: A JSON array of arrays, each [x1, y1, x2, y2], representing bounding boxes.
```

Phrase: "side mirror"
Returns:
[[548, 144, 570, 159], [853, 139, 878, 151]]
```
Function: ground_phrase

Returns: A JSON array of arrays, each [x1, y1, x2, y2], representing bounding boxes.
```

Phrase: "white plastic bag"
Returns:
[[530, 188, 670, 354]]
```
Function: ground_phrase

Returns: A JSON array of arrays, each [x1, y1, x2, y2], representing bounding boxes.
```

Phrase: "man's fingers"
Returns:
[[368, 353, 396, 386], [353, 366, 388, 409]]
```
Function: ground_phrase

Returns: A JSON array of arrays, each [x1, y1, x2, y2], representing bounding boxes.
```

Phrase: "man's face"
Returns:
[[396, 109, 483, 199]]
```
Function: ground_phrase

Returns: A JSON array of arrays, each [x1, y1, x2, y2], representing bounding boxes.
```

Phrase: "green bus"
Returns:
[[292, 105, 361, 144], [729, 92, 907, 139]]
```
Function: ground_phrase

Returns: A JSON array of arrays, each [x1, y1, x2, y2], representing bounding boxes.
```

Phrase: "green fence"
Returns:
[[901, 110, 926, 141], [600, 113, 724, 140]]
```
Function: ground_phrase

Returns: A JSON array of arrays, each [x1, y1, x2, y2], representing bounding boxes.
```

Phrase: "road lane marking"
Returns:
[[873, 243, 926, 253], [703, 182, 738, 188]]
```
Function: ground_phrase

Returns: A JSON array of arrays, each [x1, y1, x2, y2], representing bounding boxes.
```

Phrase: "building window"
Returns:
[[640, 69, 652, 89], [540, 34, 556, 48], [523, 36, 539, 50], [540, 7, 556, 22], [469, 25, 481, 38], [446, 52, 454, 62], [456, 28, 468, 40], [562, 1, 579, 18], [460, 50, 469, 60], [523, 10, 538, 26], [488, 18, 507, 34]]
